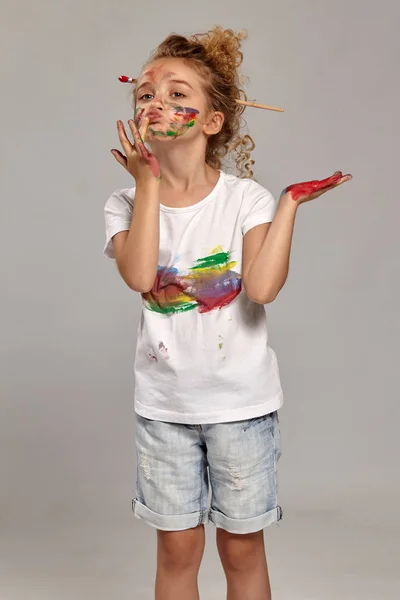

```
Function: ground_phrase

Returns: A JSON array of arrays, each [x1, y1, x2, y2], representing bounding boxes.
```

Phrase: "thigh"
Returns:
[[135, 415, 209, 516], [205, 412, 281, 520]]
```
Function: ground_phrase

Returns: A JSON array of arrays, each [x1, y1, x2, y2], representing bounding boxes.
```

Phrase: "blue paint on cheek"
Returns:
[[172, 105, 200, 115], [184, 107, 199, 114]]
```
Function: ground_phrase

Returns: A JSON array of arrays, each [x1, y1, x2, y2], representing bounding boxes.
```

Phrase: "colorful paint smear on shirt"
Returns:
[[143, 247, 242, 315]]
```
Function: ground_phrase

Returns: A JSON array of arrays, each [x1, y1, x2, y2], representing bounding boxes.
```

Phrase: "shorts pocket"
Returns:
[[242, 412, 275, 433]]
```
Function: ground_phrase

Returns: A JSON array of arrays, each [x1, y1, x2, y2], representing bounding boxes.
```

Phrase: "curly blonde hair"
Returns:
[[137, 26, 255, 179]]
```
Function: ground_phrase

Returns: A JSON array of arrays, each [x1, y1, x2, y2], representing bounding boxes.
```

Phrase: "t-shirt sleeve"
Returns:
[[241, 180, 277, 236], [103, 188, 134, 259]]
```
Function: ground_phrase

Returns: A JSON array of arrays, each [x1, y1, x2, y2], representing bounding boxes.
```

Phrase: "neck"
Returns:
[[150, 138, 216, 191]]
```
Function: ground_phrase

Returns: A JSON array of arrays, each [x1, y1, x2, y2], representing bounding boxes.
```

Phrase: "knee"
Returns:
[[217, 529, 265, 573], [157, 526, 205, 572]]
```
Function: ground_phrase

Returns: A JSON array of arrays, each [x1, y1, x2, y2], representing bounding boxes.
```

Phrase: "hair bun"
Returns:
[[192, 27, 247, 84]]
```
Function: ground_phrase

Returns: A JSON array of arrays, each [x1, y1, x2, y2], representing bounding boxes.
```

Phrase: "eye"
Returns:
[[139, 93, 154, 101], [172, 92, 186, 98]]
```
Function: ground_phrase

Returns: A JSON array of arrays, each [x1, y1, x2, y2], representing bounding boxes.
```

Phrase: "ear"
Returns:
[[203, 111, 224, 136]]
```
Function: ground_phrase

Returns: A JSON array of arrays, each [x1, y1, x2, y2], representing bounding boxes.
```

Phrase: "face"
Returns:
[[134, 58, 223, 142]]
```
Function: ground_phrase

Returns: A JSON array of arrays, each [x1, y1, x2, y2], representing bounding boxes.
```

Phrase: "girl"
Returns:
[[104, 27, 351, 600]]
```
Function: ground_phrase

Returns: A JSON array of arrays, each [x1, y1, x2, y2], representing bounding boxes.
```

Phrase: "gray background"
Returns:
[[1, 0, 399, 598]]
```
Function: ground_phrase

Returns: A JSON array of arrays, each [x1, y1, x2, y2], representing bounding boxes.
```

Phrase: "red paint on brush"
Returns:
[[119, 75, 130, 82], [284, 172, 343, 201]]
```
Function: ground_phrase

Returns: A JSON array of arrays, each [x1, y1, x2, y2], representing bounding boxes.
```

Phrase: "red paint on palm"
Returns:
[[284, 172, 343, 201]]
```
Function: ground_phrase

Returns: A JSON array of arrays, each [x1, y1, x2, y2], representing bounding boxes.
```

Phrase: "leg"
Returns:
[[133, 416, 209, 598], [204, 411, 282, 599], [155, 525, 205, 600], [217, 529, 271, 600]]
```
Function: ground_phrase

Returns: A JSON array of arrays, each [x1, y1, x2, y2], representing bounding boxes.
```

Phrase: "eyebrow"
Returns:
[[168, 79, 193, 90], [136, 79, 194, 94]]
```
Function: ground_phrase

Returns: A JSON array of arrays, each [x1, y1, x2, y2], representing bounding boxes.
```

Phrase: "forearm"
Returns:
[[118, 181, 160, 292], [246, 195, 298, 303]]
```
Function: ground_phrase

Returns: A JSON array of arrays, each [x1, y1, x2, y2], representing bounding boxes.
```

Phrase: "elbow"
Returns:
[[244, 272, 287, 305], [244, 281, 279, 305], [247, 290, 278, 305], [125, 277, 154, 294], [119, 268, 155, 293], [128, 283, 153, 294], [117, 258, 156, 293]]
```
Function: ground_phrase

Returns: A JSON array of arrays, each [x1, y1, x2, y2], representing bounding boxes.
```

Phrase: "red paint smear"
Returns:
[[142, 67, 162, 84], [135, 108, 146, 125], [197, 287, 241, 313], [139, 143, 160, 179], [144, 267, 241, 313], [285, 172, 343, 201], [175, 111, 197, 123]]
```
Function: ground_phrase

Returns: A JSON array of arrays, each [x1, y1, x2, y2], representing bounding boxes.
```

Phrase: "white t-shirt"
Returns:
[[104, 170, 283, 424]]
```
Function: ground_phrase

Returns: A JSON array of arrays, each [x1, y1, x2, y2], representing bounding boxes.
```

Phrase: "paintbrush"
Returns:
[[236, 99, 284, 112], [140, 117, 150, 141], [118, 76, 284, 112], [119, 75, 137, 84]]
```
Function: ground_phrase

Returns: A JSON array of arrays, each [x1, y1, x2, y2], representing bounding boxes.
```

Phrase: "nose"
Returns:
[[151, 96, 165, 110]]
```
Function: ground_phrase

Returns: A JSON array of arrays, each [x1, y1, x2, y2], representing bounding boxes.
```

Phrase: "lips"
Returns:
[[146, 109, 163, 123]]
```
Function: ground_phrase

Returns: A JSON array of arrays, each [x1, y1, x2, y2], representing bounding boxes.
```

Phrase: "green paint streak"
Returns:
[[191, 251, 231, 270], [149, 128, 172, 138], [148, 119, 196, 138], [146, 301, 196, 315]]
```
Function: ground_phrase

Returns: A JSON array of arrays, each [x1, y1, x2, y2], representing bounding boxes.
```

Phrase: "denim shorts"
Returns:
[[132, 411, 282, 535]]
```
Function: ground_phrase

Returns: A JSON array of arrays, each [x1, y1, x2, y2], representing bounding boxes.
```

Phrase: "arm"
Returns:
[[243, 171, 352, 304], [242, 196, 296, 304], [110, 118, 161, 293], [112, 180, 160, 293]]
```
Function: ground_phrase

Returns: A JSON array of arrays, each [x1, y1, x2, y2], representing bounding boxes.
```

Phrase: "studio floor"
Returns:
[[1, 500, 398, 600]]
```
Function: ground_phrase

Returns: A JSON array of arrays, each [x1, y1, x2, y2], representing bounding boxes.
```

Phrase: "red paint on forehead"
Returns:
[[142, 68, 157, 83], [142, 66, 177, 82]]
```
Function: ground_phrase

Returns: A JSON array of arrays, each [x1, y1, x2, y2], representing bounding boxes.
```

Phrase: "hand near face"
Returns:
[[111, 118, 161, 182]]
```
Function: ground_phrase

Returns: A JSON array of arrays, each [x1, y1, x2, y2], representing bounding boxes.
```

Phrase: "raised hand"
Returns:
[[111, 117, 161, 182], [281, 171, 352, 204]]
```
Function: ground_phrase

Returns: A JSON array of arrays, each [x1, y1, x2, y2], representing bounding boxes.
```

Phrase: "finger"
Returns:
[[128, 119, 142, 152], [320, 172, 343, 188], [315, 175, 352, 196], [128, 119, 150, 159], [333, 174, 353, 187], [139, 117, 150, 142], [117, 121, 134, 155], [111, 149, 127, 168]]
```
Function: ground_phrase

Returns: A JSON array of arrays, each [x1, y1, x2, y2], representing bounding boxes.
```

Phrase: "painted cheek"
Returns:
[[171, 107, 199, 128], [172, 105, 199, 115]]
